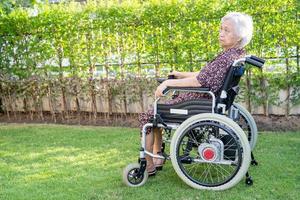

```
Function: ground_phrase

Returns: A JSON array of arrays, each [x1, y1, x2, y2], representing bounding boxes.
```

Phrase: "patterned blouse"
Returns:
[[196, 47, 245, 93], [138, 47, 245, 133]]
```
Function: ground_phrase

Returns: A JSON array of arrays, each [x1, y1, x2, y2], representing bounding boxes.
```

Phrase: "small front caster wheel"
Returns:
[[123, 163, 148, 187], [245, 177, 253, 186]]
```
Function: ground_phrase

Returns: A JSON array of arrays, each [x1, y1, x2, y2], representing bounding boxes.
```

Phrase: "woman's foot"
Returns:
[[153, 152, 166, 171], [147, 168, 157, 177], [146, 157, 156, 177]]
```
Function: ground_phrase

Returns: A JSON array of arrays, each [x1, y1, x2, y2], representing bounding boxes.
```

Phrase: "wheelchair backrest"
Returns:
[[215, 64, 245, 112], [215, 55, 265, 113]]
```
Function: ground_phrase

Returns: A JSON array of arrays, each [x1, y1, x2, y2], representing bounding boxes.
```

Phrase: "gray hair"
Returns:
[[221, 12, 253, 48]]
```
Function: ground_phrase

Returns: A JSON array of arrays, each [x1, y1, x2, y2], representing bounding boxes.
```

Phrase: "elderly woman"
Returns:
[[138, 12, 254, 176]]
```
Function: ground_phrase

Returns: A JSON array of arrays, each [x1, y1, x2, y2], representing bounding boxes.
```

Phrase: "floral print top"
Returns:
[[196, 47, 245, 93]]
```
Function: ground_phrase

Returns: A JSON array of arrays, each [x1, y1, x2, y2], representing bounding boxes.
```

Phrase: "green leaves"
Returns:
[[0, 0, 299, 116]]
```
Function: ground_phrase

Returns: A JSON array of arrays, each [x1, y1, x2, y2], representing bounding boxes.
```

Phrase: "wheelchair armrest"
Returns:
[[157, 75, 176, 84], [156, 78, 167, 83], [162, 86, 210, 94]]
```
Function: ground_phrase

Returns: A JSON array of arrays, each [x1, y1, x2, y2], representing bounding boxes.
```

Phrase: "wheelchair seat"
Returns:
[[157, 99, 213, 123]]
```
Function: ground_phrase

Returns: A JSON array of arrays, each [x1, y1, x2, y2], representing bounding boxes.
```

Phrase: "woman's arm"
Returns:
[[180, 72, 199, 78], [155, 77, 201, 97]]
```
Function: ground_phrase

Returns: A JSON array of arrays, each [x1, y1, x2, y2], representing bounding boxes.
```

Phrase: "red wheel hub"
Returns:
[[202, 148, 215, 161]]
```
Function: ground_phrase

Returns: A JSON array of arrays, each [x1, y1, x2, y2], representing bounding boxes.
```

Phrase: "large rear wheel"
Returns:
[[232, 103, 258, 150], [170, 113, 251, 190]]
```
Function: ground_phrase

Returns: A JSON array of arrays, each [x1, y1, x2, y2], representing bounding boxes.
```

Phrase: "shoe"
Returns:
[[147, 169, 157, 177], [153, 152, 166, 171]]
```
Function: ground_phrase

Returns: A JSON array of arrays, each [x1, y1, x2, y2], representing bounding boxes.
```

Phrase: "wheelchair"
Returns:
[[123, 55, 265, 190]]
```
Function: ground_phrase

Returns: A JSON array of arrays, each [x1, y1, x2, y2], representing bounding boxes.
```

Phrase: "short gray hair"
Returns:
[[221, 12, 253, 48]]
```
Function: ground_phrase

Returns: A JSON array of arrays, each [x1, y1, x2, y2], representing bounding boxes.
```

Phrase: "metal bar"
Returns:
[[141, 122, 177, 159], [193, 159, 235, 165]]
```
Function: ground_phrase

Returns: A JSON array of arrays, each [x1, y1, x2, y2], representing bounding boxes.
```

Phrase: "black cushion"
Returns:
[[157, 99, 212, 123]]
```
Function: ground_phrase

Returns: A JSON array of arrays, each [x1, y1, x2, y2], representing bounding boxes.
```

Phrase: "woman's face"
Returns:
[[219, 19, 240, 50]]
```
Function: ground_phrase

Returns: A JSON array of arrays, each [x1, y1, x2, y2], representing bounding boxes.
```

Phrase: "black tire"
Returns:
[[232, 103, 258, 150], [122, 163, 148, 187]]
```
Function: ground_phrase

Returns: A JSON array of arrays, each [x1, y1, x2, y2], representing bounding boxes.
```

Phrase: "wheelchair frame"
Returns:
[[142, 89, 216, 161], [123, 55, 265, 190]]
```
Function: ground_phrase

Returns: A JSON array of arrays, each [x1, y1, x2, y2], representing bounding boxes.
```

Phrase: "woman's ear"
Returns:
[[235, 38, 242, 47]]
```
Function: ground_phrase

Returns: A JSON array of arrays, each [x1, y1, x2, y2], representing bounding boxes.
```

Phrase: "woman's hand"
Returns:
[[155, 81, 168, 98], [169, 71, 182, 79]]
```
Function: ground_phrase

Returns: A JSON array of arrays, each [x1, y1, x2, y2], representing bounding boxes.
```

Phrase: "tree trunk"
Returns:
[[285, 58, 290, 117], [57, 43, 69, 122], [61, 84, 68, 122], [86, 28, 97, 123], [4, 97, 10, 120], [297, 46, 299, 73], [74, 83, 81, 124], [47, 84, 57, 123], [137, 51, 144, 112], [104, 61, 112, 118], [259, 69, 268, 116], [0, 84, 3, 113], [189, 48, 193, 72], [35, 81, 44, 121], [0, 97, 3, 113], [89, 80, 97, 123], [117, 33, 127, 116], [8, 90, 17, 120]]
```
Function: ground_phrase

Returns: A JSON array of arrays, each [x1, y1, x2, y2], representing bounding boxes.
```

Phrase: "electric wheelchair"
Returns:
[[123, 55, 265, 190]]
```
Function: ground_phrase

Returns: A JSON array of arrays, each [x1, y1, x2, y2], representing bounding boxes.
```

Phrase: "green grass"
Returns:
[[0, 124, 299, 200]]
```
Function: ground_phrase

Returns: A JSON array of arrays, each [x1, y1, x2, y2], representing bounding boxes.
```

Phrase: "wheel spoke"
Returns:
[[176, 121, 243, 187]]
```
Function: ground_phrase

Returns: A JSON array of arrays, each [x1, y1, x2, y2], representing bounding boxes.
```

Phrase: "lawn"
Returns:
[[0, 124, 299, 200]]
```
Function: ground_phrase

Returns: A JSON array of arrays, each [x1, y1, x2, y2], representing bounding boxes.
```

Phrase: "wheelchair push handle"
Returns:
[[162, 71, 176, 95], [245, 55, 265, 68], [234, 55, 265, 69], [249, 55, 265, 65], [168, 70, 176, 79], [156, 70, 176, 83], [168, 74, 176, 79], [245, 57, 264, 68]]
